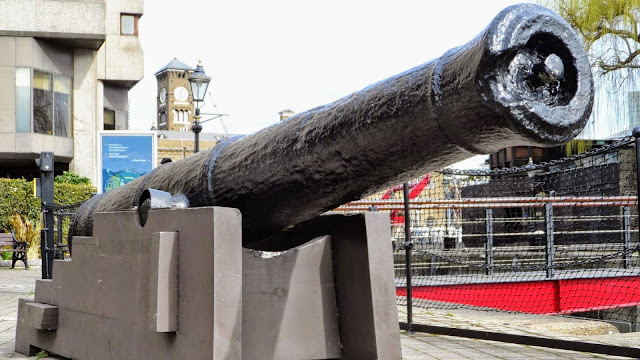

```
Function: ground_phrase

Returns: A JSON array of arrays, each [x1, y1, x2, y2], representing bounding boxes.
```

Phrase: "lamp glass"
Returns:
[[190, 79, 209, 109], [188, 62, 211, 111]]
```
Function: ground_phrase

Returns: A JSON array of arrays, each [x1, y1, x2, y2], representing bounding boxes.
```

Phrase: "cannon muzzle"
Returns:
[[71, 4, 593, 249]]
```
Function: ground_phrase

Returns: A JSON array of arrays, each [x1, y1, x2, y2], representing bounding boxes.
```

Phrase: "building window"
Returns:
[[33, 70, 53, 134], [159, 111, 166, 127], [173, 109, 190, 124], [16, 68, 72, 137], [121, 14, 139, 35], [54, 75, 71, 136], [104, 108, 116, 130], [16, 68, 31, 133]]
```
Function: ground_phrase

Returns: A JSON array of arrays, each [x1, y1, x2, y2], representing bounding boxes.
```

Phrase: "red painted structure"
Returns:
[[338, 196, 640, 315], [381, 174, 431, 224], [397, 276, 640, 314]]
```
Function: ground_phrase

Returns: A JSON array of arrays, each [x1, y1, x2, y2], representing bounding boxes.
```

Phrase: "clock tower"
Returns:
[[155, 58, 195, 131]]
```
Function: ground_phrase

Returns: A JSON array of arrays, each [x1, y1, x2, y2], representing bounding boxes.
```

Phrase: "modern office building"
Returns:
[[0, 0, 144, 184]]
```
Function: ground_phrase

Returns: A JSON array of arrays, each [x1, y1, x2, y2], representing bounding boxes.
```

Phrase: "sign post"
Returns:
[[35, 152, 54, 279]]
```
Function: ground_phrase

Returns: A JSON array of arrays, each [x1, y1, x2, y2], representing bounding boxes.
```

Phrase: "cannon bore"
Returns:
[[70, 4, 593, 249]]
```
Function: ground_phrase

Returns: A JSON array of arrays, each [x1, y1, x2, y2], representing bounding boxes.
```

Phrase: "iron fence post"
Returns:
[[486, 209, 494, 275], [403, 182, 413, 333], [624, 206, 631, 269], [430, 255, 436, 276], [634, 127, 640, 261], [544, 203, 555, 279], [57, 214, 63, 246]]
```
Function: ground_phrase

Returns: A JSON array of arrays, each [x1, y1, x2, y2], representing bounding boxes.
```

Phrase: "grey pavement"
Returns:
[[0, 267, 635, 359], [398, 300, 640, 351]]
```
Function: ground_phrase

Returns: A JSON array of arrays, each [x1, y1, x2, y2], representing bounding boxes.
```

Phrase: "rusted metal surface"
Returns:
[[71, 4, 594, 249]]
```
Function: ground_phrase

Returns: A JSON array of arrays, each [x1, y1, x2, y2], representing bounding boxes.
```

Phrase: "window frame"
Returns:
[[16, 68, 32, 133], [104, 108, 116, 131], [120, 13, 140, 36], [159, 111, 166, 127], [53, 74, 72, 137], [33, 69, 54, 135], [15, 67, 73, 138]]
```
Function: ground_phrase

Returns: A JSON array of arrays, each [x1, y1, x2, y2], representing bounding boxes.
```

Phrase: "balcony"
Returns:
[[0, 0, 106, 50]]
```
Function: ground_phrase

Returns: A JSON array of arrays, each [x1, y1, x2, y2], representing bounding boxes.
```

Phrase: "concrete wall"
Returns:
[[97, 0, 144, 86], [0, 0, 106, 49], [70, 49, 100, 183], [0, 0, 144, 184], [99, 35, 144, 85], [0, 37, 74, 161], [105, 0, 144, 34]]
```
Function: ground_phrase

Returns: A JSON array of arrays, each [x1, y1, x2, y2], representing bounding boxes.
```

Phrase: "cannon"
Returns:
[[71, 4, 593, 250], [19, 5, 595, 360]]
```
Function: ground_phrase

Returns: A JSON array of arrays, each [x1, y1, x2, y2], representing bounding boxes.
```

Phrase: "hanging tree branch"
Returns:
[[551, 0, 640, 78]]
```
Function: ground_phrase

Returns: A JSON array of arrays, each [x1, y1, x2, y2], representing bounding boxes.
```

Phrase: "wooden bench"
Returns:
[[0, 232, 28, 269]]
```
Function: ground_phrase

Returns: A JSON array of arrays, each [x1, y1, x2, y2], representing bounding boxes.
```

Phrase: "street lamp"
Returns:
[[188, 60, 211, 153]]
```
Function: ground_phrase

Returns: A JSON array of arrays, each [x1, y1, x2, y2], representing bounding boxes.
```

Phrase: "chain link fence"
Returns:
[[338, 135, 640, 336]]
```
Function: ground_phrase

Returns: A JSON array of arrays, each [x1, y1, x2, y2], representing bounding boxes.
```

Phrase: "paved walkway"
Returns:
[[398, 305, 637, 359], [0, 267, 635, 359]]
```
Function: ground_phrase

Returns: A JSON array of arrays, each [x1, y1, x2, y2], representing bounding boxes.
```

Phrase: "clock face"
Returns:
[[174, 86, 189, 102], [159, 88, 167, 103]]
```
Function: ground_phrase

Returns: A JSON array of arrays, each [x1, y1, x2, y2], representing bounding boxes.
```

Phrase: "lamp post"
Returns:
[[188, 61, 211, 153]]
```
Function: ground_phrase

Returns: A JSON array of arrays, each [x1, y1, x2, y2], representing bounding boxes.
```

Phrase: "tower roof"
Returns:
[[155, 58, 194, 75]]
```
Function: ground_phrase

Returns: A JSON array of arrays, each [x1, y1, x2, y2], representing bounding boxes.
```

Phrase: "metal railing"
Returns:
[[337, 196, 639, 277], [334, 133, 640, 357]]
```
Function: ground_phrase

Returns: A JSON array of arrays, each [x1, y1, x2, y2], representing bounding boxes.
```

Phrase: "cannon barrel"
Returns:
[[71, 4, 593, 249]]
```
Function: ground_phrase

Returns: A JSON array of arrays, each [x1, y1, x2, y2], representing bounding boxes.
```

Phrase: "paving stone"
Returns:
[[0, 267, 636, 360]]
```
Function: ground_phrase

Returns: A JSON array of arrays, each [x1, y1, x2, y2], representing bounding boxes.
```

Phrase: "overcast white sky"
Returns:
[[129, 0, 527, 142]]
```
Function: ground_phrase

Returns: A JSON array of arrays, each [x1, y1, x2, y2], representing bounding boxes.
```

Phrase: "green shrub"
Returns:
[[55, 171, 91, 185], [54, 182, 96, 206], [0, 179, 40, 232], [0, 178, 96, 233]]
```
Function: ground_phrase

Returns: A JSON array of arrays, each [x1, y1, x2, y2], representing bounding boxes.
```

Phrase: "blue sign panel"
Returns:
[[100, 133, 155, 193]]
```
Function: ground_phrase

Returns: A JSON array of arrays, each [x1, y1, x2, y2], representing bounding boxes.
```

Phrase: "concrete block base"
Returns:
[[23, 302, 57, 331], [15, 208, 400, 359]]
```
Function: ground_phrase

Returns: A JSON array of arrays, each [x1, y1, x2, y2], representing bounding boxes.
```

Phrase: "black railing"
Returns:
[[335, 134, 640, 357]]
